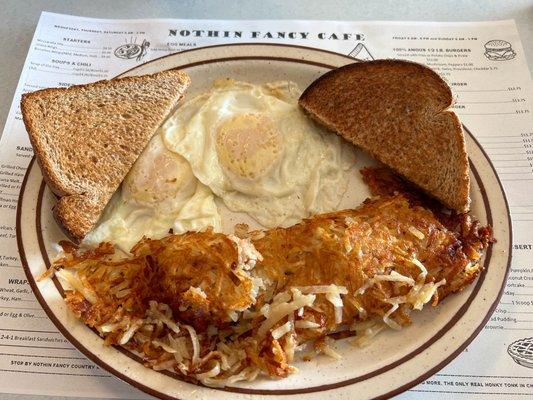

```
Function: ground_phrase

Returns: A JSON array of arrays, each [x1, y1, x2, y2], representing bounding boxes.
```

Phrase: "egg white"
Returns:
[[161, 80, 357, 228], [83, 134, 221, 253]]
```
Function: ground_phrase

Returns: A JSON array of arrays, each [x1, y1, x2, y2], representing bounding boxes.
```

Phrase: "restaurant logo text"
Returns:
[[168, 29, 365, 41]]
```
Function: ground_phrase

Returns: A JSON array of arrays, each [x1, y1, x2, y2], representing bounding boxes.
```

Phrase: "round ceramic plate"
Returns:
[[17, 44, 512, 400]]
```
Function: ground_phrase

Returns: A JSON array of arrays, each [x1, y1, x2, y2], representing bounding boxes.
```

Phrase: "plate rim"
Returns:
[[16, 43, 513, 400], [117, 42, 360, 78]]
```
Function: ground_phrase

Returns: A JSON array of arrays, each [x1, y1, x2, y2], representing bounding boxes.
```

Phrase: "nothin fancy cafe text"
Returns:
[[168, 29, 365, 41]]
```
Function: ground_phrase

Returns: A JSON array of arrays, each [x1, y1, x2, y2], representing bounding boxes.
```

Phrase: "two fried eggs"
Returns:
[[84, 80, 357, 252]]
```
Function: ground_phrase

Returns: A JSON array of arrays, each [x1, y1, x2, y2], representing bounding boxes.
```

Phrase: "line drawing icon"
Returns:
[[114, 38, 150, 61], [348, 43, 374, 61], [508, 337, 533, 368], [484, 40, 516, 61]]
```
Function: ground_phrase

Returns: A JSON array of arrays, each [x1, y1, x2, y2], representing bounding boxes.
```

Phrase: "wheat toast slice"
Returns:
[[299, 60, 470, 213], [21, 69, 191, 240]]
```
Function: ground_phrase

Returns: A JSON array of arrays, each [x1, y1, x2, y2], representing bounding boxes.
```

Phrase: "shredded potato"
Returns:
[[50, 168, 493, 385]]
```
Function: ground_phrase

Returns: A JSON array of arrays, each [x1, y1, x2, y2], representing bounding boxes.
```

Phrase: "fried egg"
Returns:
[[161, 80, 356, 228], [83, 134, 221, 252]]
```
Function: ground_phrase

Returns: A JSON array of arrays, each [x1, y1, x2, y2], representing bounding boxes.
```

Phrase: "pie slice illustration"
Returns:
[[508, 337, 533, 368]]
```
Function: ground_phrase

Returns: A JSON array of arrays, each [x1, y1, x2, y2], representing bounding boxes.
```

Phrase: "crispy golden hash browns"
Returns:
[[51, 167, 493, 384]]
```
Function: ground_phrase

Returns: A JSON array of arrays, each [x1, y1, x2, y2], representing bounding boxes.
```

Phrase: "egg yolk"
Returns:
[[215, 113, 282, 181], [123, 141, 196, 205]]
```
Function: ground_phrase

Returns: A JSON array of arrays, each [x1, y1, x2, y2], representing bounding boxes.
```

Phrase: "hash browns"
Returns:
[[50, 167, 493, 385]]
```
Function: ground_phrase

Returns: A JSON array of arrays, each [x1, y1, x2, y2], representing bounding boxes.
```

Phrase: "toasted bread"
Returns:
[[299, 60, 470, 213], [21, 69, 191, 240]]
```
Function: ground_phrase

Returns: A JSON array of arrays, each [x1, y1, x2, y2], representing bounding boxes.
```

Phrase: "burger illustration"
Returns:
[[507, 337, 533, 368], [484, 40, 516, 61]]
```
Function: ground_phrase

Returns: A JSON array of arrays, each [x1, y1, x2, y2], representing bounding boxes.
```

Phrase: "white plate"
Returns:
[[17, 44, 512, 400]]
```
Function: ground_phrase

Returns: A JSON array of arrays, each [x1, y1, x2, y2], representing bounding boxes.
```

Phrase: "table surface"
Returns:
[[1, 1, 532, 399]]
